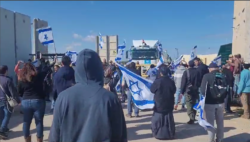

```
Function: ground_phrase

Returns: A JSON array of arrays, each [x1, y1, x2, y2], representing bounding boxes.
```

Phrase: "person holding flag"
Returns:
[[200, 62, 228, 142]]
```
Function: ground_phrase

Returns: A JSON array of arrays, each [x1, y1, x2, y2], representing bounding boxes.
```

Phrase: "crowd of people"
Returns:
[[0, 49, 249, 142]]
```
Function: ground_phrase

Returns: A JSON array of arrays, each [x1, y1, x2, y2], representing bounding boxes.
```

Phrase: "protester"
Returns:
[[53, 56, 75, 102], [146, 64, 157, 82], [200, 62, 228, 142], [14, 61, 24, 75], [222, 64, 234, 113], [17, 63, 46, 142], [227, 54, 242, 94], [102, 58, 109, 70], [50, 65, 60, 114], [237, 63, 250, 119], [109, 65, 122, 95], [126, 62, 140, 118], [174, 64, 186, 110], [194, 58, 209, 99], [180, 60, 200, 124], [228, 54, 234, 73], [136, 61, 141, 76], [150, 65, 176, 140], [0, 65, 21, 139], [49, 49, 127, 142]]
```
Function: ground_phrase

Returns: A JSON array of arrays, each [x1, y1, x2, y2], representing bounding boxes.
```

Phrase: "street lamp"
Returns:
[[175, 48, 179, 59]]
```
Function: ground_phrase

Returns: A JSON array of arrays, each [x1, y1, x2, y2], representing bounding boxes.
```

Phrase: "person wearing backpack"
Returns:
[[200, 62, 228, 142], [180, 60, 201, 124]]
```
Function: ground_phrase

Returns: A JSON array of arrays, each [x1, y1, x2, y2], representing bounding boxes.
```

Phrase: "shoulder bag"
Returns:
[[0, 84, 18, 108]]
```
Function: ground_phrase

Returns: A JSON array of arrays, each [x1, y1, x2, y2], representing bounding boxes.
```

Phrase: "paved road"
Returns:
[[2, 103, 250, 142]]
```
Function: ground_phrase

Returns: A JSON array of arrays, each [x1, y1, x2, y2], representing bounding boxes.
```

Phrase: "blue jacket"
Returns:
[[53, 66, 75, 95], [237, 69, 250, 94]]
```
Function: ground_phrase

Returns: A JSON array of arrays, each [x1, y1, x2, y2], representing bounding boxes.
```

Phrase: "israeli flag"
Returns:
[[115, 45, 126, 61], [190, 46, 197, 61], [212, 55, 222, 67], [173, 55, 184, 68], [151, 55, 165, 75], [65, 51, 78, 64], [193, 83, 215, 130], [158, 42, 163, 52], [99, 33, 104, 49], [115, 74, 123, 92], [32, 59, 41, 67], [117, 63, 154, 109], [37, 27, 54, 46]]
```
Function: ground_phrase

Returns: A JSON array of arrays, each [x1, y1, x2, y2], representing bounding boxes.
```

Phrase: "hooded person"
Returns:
[[49, 49, 127, 142]]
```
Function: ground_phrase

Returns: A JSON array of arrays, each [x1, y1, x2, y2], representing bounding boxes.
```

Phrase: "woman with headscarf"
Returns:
[[150, 65, 176, 140]]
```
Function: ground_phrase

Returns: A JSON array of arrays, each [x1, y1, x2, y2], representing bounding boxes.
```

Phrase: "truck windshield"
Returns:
[[131, 49, 158, 60]]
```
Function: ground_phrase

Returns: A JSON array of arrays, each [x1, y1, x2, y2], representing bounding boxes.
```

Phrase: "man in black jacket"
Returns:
[[200, 62, 227, 142], [180, 60, 201, 124], [222, 64, 234, 113]]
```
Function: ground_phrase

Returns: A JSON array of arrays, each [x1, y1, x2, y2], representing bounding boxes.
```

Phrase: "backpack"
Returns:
[[209, 72, 228, 100], [186, 69, 198, 94]]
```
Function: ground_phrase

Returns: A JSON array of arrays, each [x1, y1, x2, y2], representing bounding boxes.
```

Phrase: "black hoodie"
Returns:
[[49, 49, 127, 142]]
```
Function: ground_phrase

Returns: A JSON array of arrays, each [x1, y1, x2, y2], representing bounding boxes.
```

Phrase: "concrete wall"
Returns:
[[0, 7, 32, 82], [232, 1, 250, 62], [109, 35, 118, 62], [0, 7, 16, 79], [15, 12, 32, 63], [33, 19, 48, 54], [96, 35, 118, 62]]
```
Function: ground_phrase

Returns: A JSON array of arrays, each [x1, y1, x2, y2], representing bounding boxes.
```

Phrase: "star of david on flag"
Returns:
[[65, 51, 78, 64], [37, 27, 54, 46], [116, 63, 155, 109]]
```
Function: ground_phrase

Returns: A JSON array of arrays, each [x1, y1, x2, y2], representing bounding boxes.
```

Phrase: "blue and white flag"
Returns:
[[193, 96, 214, 130], [151, 55, 165, 75], [99, 33, 104, 49], [37, 27, 54, 46], [173, 55, 184, 69], [115, 74, 123, 92], [115, 45, 126, 61], [193, 83, 215, 130], [116, 63, 154, 109], [212, 55, 222, 67], [65, 51, 78, 64], [190, 46, 197, 61], [32, 59, 41, 67], [158, 42, 163, 53]]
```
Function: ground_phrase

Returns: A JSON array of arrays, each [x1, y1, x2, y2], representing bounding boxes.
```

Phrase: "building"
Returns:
[[218, 43, 232, 65], [33, 18, 49, 54], [232, 1, 250, 62], [96, 35, 118, 62], [182, 54, 217, 65], [0, 7, 32, 81]]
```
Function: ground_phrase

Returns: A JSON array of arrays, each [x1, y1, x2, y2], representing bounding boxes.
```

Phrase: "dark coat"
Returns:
[[222, 68, 234, 87], [150, 76, 176, 114], [180, 68, 201, 94], [0, 74, 21, 110], [49, 49, 127, 142]]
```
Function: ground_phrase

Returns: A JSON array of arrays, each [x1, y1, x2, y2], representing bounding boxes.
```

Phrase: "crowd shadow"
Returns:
[[223, 133, 250, 142], [8, 126, 51, 139], [126, 115, 237, 141], [175, 124, 235, 139]]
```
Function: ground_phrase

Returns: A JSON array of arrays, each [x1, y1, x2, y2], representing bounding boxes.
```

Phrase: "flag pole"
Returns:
[[51, 28, 57, 63]]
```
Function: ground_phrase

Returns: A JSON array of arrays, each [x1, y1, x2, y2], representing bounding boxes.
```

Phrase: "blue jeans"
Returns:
[[127, 90, 139, 116], [175, 89, 185, 106], [0, 104, 11, 132], [22, 99, 46, 138], [51, 100, 55, 109], [234, 74, 240, 93]]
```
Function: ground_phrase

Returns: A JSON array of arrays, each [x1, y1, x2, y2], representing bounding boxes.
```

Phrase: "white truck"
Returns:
[[124, 40, 171, 77]]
